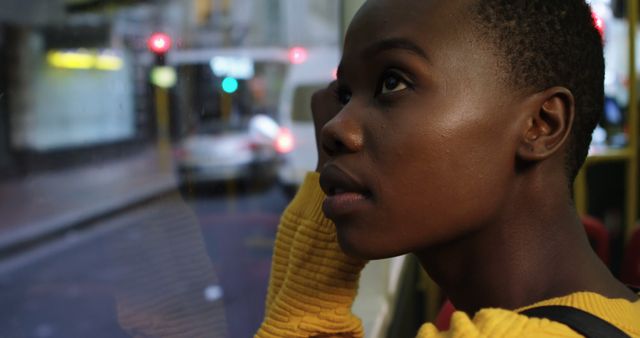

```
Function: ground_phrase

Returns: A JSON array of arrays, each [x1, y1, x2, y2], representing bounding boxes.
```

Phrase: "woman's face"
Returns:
[[319, 0, 524, 259]]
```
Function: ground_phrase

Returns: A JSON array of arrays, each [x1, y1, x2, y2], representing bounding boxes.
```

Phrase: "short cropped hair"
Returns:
[[470, 0, 604, 185]]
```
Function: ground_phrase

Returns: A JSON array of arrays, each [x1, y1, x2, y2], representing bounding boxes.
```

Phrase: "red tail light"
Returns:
[[288, 47, 308, 65], [275, 128, 294, 154], [592, 10, 605, 38]]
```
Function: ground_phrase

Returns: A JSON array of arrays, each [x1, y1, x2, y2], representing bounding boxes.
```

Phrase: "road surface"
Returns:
[[0, 183, 290, 338]]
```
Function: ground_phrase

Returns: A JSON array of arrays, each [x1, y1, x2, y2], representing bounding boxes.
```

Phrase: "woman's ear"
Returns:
[[517, 87, 575, 162]]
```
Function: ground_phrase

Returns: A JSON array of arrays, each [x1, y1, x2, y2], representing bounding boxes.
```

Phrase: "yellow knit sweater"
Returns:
[[256, 173, 640, 338]]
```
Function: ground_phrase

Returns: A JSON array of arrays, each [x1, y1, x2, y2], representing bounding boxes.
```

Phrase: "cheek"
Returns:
[[372, 114, 514, 246], [385, 158, 505, 246], [334, 150, 513, 259]]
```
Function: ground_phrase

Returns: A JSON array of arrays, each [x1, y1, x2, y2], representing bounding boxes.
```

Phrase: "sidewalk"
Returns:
[[0, 146, 179, 254]]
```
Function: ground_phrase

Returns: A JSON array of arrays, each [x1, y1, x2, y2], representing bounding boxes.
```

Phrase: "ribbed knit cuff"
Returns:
[[265, 172, 327, 312], [257, 172, 367, 338], [284, 172, 334, 229]]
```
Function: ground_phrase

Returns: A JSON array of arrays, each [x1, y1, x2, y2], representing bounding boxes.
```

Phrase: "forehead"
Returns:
[[345, 0, 477, 51], [342, 0, 511, 99]]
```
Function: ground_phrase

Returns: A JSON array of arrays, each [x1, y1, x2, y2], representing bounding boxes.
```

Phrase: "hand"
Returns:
[[312, 81, 342, 172]]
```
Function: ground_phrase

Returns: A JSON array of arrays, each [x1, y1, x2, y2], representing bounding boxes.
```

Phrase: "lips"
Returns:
[[319, 165, 370, 197], [319, 165, 373, 219]]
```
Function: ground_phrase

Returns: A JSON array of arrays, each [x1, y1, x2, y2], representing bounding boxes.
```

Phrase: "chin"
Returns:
[[335, 227, 406, 260]]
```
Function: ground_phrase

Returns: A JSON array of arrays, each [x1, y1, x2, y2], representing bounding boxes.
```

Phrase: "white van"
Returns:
[[276, 47, 340, 190]]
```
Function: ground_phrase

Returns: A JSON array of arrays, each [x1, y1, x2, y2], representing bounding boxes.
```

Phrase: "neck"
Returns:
[[415, 168, 637, 315]]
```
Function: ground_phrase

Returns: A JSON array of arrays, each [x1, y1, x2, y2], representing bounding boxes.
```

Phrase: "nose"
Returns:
[[320, 107, 364, 157]]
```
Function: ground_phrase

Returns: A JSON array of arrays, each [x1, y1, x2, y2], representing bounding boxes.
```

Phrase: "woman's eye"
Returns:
[[380, 74, 408, 95], [337, 88, 352, 105]]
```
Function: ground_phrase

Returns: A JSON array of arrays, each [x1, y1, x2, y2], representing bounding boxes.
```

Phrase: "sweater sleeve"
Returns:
[[256, 172, 368, 338]]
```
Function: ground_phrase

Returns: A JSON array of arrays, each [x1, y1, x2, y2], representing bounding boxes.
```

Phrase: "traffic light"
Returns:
[[221, 77, 239, 94], [150, 66, 177, 88], [147, 32, 172, 65]]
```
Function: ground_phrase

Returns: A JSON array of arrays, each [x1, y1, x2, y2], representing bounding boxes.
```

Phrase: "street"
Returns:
[[0, 182, 290, 338]]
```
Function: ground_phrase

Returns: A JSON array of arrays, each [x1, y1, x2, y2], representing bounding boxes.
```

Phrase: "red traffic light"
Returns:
[[147, 32, 172, 54]]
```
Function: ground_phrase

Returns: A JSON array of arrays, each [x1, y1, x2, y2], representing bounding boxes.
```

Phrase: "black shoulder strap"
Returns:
[[521, 305, 630, 338]]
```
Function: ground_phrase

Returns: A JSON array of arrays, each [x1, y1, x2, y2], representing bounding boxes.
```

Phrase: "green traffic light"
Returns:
[[222, 77, 239, 94]]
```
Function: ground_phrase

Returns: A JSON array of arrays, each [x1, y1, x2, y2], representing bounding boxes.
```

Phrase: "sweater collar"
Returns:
[[515, 291, 640, 336]]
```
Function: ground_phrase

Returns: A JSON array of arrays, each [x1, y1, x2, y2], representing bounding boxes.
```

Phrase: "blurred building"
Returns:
[[0, 0, 340, 177]]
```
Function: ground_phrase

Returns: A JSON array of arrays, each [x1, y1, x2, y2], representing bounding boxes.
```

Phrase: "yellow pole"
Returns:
[[574, 168, 588, 215], [154, 85, 171, 170], [627, 0, 638, 240], [221, 93, 232, 121], [195, 0, 213, 25], [219, 91, 236, 211]]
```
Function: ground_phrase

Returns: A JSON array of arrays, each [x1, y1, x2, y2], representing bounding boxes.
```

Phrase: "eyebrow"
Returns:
[[362, 37, 430, 62], [337, 38, 430, 81]]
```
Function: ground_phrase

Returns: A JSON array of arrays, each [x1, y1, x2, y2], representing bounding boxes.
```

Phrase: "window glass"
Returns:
[[582, 0, 634, 248], [0, 1, 340, 337]]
